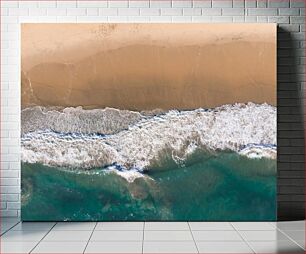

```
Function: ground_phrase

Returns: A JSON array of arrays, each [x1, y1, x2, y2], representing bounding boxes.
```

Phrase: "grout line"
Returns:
[[0, 220, 20, 236], [276, 227, 305, 251], [29, 222, 57, 254], [83, 222, 97, 254], [229, 222, 256, 254], [142, 222, 145, 254], [187, 222, 199, 254]]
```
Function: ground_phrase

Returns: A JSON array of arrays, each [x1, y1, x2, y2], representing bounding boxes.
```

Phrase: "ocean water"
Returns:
[[21, 103, 277, 221], [21, 150, 276, 221]]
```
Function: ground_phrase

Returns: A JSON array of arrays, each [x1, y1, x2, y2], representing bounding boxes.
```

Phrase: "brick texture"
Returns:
[[0, 0, 305, 220]]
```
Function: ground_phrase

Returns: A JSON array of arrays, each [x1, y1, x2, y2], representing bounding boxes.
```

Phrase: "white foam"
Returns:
[[238, 144, 277, 159], [21, 103, 277, 176], [107, 167, 148, 183], [21, 106, 142, 135]]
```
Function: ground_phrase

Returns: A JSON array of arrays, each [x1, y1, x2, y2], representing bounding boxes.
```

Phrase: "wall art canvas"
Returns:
[[21, 24, 277, 221]]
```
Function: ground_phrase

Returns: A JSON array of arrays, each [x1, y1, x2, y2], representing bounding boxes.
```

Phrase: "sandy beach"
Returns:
[[21, 23, 276, 110]]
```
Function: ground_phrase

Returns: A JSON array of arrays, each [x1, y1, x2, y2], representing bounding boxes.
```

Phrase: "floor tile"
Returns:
[[282, 230, 305, 249], [269, 222, 277, 228], [232, 222, 275, 231], [282, 230, 305, 241], [189, 222, 234, 231], [145, 222, 189, 231], [249, 240, 304, 253], [85, 241, 142, 253], [42, 230, 92, 242], [295, 240, 305, 250], [12, 222, 55, 231], [1, 225, 16, 234], [1, 221, 21, 234], [276, 221, 305, 231], [192, 230, 242, 241], [1, 230, 47, 242], [239, 230, 290, 241], [1, 229, 8, 235], [32, 241, 87, 253], [143, 241, 198, 253], [197, 241, 253, 253], [1, 221, 20, 229], [144, 230, 193, 241], [52, 222, 96, 231], [0, 241, 37, 253], [96, 222, 143, 231], [90, 230, 143, 241]]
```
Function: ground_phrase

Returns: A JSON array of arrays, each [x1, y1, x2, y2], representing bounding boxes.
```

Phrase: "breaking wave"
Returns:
[[21, 103, 276, 180]]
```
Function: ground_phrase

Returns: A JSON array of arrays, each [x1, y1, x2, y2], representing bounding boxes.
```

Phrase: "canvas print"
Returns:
[[21, 24, 276, 221]]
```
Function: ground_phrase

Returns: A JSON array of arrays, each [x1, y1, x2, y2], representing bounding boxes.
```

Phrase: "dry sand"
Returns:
[[21, 24, 276, 110]]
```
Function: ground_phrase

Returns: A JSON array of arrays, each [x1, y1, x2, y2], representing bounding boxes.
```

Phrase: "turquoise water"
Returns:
[[21, 150, 276, 221]]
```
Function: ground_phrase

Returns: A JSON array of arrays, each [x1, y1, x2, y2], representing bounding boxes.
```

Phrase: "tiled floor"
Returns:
[[0, 219, 304, 253]]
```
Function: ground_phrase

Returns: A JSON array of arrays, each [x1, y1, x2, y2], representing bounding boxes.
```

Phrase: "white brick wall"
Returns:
[[0, 0, 305, 218]]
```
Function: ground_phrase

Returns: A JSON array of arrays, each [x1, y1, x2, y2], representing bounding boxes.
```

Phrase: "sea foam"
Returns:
[[21, 103, 276, 174], [21, 106, 142, 135]]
